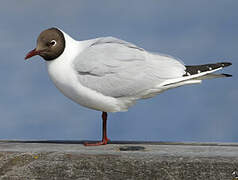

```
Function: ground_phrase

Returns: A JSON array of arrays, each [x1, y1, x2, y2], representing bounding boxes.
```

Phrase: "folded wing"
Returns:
[[73, 37, 185, 98]]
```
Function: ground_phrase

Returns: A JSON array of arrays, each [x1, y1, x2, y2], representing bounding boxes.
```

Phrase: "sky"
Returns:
[[0, 0, 237, 142]]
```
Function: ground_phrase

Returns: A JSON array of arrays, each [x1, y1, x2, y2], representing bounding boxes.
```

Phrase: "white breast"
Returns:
[[46, 32, 128, 112]]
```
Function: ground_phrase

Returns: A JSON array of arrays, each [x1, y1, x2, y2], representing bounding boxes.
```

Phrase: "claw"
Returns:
[[84, 112, 110, 146], [84, 139, 109, 146]]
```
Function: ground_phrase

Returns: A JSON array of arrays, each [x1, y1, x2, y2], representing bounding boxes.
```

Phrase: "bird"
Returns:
[[25, 27, 232, 146]]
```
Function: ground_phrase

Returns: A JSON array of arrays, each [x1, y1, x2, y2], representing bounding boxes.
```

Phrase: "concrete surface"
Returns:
[[0, 140, 238, 179]]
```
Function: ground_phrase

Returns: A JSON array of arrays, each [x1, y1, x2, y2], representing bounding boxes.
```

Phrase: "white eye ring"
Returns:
[[50, 40, 57, 46]]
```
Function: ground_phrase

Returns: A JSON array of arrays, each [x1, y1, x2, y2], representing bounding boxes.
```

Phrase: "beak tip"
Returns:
[[25, 48, 37, 60]]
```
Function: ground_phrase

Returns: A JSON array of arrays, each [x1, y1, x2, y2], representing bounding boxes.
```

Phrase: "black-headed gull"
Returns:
[[25, 27, 232, 146]]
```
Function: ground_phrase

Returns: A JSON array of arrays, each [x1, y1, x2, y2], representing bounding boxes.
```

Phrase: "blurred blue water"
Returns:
[[0, 0, 237, 142]]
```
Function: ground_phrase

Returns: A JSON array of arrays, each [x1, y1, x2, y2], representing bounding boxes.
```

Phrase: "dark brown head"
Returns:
[[25, 27, 65, 61]]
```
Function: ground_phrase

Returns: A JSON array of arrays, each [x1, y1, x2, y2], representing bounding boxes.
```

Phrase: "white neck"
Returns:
[[46, 29, 82, 66]]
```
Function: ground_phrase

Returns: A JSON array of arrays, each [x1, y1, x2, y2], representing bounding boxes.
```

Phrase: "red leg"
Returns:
[[84, 112, 110, 146]]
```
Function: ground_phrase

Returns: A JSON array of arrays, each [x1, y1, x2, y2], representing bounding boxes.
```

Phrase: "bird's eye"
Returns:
[[50, 40, 57, 46]]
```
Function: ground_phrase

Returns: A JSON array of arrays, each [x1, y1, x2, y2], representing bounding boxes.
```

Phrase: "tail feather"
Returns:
[[221, 73, 232, 77], [160, 61, 232, 87], [194, 73, 232, 80]]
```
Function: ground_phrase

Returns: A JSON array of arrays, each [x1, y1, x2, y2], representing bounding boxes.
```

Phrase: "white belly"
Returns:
[[46, 60, 128, 112]]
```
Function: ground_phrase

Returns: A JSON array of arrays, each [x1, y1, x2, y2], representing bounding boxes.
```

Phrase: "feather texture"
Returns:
[[73, 37, 185, 98]]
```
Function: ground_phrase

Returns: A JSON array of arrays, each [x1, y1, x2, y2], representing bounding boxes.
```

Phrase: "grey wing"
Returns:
[[74, 37, 185, 98]]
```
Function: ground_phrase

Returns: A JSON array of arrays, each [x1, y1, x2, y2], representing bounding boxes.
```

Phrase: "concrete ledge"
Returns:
[[0, 141, 238, 179]]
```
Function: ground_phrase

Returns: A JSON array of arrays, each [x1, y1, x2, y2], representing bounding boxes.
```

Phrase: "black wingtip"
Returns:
[[220, 62, 232, 67], [222, 73, 232, 77]]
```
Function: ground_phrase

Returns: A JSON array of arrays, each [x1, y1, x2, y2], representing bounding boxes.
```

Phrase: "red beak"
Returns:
[[25, 48, 40, 60]]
